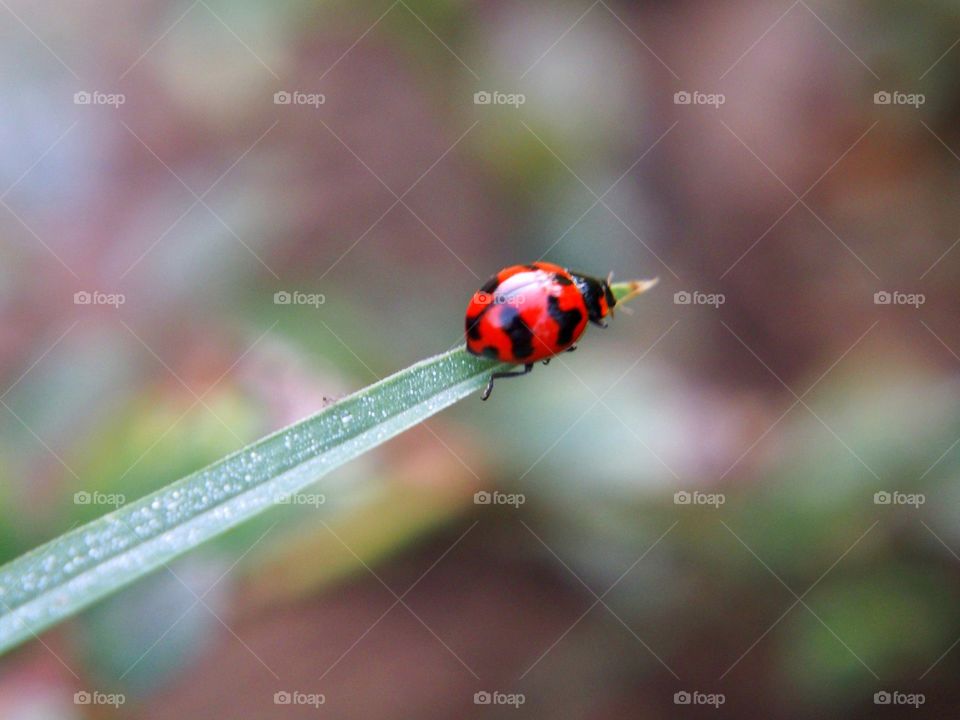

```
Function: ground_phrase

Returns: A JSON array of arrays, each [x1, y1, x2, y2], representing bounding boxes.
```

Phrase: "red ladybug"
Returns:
[[465, 262, 619, 400]]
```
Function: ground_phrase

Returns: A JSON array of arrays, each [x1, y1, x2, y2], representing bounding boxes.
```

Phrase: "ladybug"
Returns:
[[465, 262, 620, 400]]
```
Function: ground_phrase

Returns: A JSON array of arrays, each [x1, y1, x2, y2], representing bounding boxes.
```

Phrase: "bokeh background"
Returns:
[[2, 0, 960, 717]]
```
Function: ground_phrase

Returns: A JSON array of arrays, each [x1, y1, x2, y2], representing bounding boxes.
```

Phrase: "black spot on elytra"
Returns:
[[466, 312, 484, 340], [547, 295, 583, 346], [554, 273, 573, 286], [481, 345, 500, 359], [479, 275, 499, 294], [467, 275, 502, 341], [499, 305, 534, 359]]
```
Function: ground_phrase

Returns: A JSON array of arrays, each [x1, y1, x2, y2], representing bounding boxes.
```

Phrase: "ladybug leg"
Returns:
[[591, 319, 609, 329], [542, 358, 551, 365], [481, 363, 534, 401], [566, 345, 577, 352]]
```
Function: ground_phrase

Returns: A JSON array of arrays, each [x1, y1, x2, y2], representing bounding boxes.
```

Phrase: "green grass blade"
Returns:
[[0, 347, 506, 656]]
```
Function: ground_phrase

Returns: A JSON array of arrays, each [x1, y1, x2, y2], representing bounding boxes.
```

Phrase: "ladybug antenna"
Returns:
[[605, 272, 617, 317], [603, 270, 618, 318]]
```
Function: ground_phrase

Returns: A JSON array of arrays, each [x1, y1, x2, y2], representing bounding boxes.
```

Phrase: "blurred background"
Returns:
[[1, 0, 960, 717]]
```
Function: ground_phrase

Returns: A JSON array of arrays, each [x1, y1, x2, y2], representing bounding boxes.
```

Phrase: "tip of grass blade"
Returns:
[[610, 277, 659, 307]]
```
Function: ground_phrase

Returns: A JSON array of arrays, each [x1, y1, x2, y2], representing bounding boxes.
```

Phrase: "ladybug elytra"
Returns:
[[465, 262, 635, 400]]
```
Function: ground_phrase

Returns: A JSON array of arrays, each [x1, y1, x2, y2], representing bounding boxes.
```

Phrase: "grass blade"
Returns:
[[0, 347, 505, 656]]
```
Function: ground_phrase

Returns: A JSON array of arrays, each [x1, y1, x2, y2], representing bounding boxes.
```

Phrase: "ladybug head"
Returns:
[[571, 272, 617, 324]]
